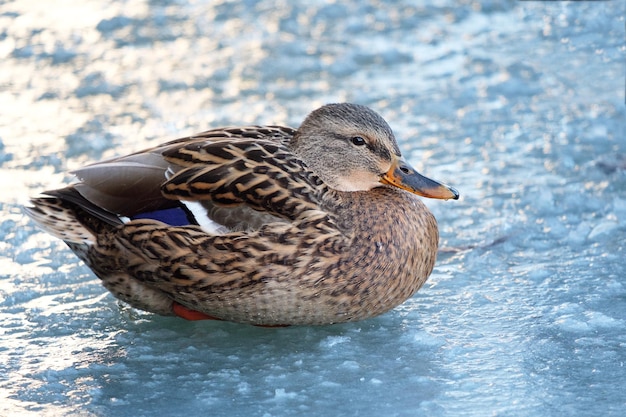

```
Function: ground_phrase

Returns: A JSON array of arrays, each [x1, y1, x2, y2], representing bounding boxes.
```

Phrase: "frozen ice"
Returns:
[[1, 1, 625, 417]]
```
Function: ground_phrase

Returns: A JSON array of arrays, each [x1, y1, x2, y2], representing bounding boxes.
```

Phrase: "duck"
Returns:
[[25, 103, 458, 326]]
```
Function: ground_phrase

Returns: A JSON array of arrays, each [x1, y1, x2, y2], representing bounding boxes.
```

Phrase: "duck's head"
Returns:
[[291, 103, 459, 200]]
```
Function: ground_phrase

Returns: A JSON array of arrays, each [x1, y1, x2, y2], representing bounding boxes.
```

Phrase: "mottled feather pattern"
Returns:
[[25, 103, 457, 326], [25, 197, 97, 245], [76, 187, 436, 325], [163, 140, 327, 222], [162, 125, 295, 157]]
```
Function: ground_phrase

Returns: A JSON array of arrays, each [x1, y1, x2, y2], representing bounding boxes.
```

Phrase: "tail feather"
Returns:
[[24, 186, 122, 245], [43, 188, 122, 227]]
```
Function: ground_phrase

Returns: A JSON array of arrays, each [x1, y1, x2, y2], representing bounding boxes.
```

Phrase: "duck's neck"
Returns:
[[324, 187, 438, 245]]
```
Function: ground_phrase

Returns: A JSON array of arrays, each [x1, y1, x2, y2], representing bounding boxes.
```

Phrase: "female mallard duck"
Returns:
[[26, 103, 458, 326]]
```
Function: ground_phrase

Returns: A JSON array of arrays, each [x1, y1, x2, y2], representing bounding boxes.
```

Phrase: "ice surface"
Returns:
[[1, 1, 625, 416]]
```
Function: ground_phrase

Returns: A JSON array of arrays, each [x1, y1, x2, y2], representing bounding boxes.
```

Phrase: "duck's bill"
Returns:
[[380, 158, 459, 200]]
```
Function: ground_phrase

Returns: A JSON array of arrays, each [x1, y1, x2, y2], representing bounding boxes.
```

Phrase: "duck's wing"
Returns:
[[161, 139, 327, 223], [67, 125, 327, 232]]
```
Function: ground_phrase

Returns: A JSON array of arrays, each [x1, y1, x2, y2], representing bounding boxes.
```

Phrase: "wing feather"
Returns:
[[162, 140, 327, 222], [55, 125, 323, 228]]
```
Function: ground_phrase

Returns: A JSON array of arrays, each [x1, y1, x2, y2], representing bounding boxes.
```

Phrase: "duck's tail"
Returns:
[[24, 186, 123, 246], [25, 187, 179, 317]]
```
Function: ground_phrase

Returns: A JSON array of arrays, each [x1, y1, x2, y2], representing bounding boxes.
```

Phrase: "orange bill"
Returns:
[[380, 157, 459, 200]]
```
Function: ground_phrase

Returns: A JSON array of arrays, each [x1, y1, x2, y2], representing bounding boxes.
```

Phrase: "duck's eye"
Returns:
[[351, 136, 366, 146]]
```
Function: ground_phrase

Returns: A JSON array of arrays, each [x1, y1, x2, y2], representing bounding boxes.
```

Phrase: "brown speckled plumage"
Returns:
[[25, 103, 458, 326]]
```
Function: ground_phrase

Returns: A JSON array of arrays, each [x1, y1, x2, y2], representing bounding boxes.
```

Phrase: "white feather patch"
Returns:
[[181, 201, 230, 235]]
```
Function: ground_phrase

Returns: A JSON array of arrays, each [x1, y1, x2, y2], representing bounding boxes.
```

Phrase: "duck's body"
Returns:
[[26, 103, 458, 326]]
